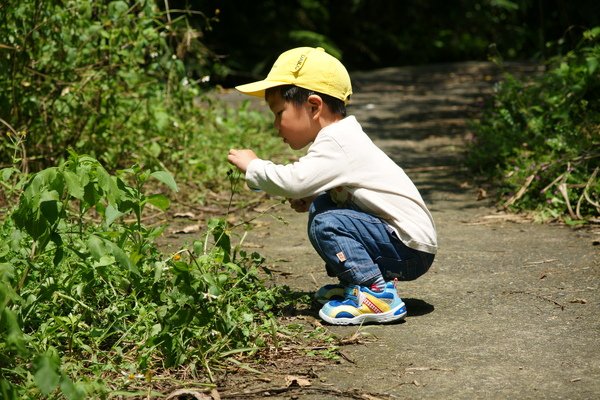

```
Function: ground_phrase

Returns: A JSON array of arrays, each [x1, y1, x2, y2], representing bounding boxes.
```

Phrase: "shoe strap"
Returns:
[[344, 285, 364, 306]]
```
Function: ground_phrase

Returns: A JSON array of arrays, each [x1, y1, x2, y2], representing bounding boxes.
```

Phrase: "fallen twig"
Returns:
[[576, 167, 600, 218], [540, 171, 567, 194], [503, 173, 536, 208], [504, 290, 565, 310], [338, 350, 356, 364], [557, 181, 577, 219], [524, 258, 559, 265], [465, 213, 531, 225], [405, 366, 454, 372], [218, 385, 392, 399]]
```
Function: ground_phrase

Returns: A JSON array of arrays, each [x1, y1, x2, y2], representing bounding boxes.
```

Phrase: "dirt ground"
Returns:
[[185, 62, 600, 399]]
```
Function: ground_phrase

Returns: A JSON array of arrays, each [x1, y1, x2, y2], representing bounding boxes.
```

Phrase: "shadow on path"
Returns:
[[404, 298, 435, 317]]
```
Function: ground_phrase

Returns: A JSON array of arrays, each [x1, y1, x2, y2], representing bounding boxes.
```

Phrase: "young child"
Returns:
[[227, 47, 437, 325]]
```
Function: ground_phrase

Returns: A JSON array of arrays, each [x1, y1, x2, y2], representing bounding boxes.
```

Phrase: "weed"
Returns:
[[0, 0, 285, 194], [0, 1, 328, 397], [0, 153, 299, 398], [467, 27, 600, 223]]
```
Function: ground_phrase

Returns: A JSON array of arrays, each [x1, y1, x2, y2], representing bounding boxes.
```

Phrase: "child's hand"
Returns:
[[288, 196, 316, 213], [227, 149, 258, 173]]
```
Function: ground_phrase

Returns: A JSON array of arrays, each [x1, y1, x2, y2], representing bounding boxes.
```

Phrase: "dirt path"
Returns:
[[216, 62, 599, 399]]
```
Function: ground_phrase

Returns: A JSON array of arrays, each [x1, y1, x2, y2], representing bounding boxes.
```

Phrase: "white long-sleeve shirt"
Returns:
[[245, 116, 437, 254]]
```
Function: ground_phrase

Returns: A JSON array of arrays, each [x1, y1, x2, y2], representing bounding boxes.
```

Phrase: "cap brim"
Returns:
[[235, 80, 291, 98]]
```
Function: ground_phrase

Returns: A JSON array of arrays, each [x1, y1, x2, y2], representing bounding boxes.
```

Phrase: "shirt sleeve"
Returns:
[[245, 136, 350, 199]]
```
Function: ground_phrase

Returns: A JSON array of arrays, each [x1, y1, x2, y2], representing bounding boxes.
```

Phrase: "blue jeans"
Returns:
[[307, 194, 434, 286]]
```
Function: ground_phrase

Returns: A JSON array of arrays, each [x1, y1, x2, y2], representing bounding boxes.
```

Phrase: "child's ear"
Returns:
[[307, 94, 323, 115]]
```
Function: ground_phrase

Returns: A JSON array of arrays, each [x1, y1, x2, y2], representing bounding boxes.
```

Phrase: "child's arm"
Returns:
[[227, 148, 258, 173]]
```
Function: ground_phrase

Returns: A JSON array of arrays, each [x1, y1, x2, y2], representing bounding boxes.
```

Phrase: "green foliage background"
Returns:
[[167, 0, 600, 84], [0, 0, 282, 188], [468, 28, 599, 223], [0, 0, 294, 398]]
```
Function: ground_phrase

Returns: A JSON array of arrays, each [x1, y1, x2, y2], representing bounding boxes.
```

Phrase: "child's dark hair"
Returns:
[[266, 85, 347, 117]]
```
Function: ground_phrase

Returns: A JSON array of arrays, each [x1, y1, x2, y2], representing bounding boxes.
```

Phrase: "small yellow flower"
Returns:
[[173, 254, 181, 261]]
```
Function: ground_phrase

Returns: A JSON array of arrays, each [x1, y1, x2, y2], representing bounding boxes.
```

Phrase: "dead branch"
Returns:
[[557, 182, 577, 219], [503, 173, 536, 208]]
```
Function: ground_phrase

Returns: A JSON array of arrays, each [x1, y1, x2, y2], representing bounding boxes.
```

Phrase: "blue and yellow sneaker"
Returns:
[[319, 282, 407, 325], [314, 284, 345, 305]]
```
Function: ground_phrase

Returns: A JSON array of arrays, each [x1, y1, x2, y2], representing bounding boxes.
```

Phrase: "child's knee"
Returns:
[[307, 210, 334, 244]]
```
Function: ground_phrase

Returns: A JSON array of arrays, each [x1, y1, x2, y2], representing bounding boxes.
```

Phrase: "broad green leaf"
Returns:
[[146, 193, 170, 211], [583, 26, 600, 40], [0, 263, 15, 285], [154, 110, 169, 131], [154, 261, 164, 282], [60, 377, 85, 400], [87, 235, 106, 260], [51, 231, 64, 266], [241, 312, 254, 322], [93, 255, 115, 267], [105, 204, 123, 226], [105, 240, 140, 276], [33, 351, 61, 395], [62, 170, 84, 199], [149, 141, 161, 158], [83, 182, 100, 208], [39, 190, 62, 224], [3, 309, 27, 354], [586, 56, 598, 75], [97, 166, 120, 204], [209, 218, 231, 262], [150, 170, 178, 192], [151, 323, 162, 336], [490, 0, 519, 10], [108, 1, 128, 18], [40, 189, 60, 203], [1, 167, 16, 181]]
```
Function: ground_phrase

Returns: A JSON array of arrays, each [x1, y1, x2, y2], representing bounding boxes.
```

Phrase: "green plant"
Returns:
[[1, 0, 289, 198], [0, 153, 297, 398], [467, 27, 600, 223], [0, 2, 329, 397], [2, 1, 181, 167]]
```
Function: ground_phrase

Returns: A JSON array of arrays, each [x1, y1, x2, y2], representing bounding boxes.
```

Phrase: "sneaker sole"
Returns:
[[318, 302, 407, 325]]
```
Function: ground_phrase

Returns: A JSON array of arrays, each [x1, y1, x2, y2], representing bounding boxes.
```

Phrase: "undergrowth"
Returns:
[[0, 153, 310, 399], [0, 2, 320, 398], [468, 27, 600, 224], [0, 0, 284, 193]]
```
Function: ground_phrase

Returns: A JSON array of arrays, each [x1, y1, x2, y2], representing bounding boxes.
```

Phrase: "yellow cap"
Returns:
[[235, 47, 352, 104]]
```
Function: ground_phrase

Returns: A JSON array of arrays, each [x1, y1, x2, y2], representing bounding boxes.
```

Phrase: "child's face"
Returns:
[[267, 91, 319, 150]]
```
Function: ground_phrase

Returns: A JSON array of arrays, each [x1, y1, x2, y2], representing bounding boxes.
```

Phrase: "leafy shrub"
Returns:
[[0, 2, 311, 398], [467, 27, 600, 223], [1, 1, 180, 167], [0, 154, 292, 398], [0, 0, 281, 193]]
